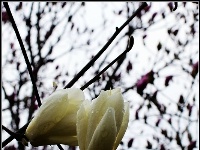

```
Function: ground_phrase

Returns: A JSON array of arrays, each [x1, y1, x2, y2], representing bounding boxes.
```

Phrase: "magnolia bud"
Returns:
[[77, 88, 129, 150], [25, 88, 85, 147]]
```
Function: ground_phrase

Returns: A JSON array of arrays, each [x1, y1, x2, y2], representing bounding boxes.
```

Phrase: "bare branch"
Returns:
[[3, 2, 42, 107], [64, 2, 147, 89]]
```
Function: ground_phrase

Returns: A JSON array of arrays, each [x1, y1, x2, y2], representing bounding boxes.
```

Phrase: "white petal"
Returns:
[[105, 88, 124, 132], [86, 88, 124, 145], [113, 102, 129, 150], [25, 88, 85, 146], [49, 88, 85, 136], [77, 99, 91, 150], [26, 89, 69, 142], [88, 107, 117, 150], [67, 88, 85, 104]]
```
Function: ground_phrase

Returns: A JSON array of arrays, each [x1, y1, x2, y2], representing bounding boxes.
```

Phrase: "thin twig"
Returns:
[[57, 144, 64, 150], [2, 125, 28, 143], [64, 2, 147, 89], [81, 36, 134, 90], [3, 2, 42, 107], [36, 2, 42, 59], [173, 2, 178, 11], [2, 125, 18, 139], [2, 120, 30, 147]]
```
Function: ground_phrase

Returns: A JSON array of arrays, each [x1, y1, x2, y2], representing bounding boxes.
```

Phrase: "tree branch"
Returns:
[[64, 2, 147, 89], [3, 2, 42, 107], [81, 36, 134, 90]]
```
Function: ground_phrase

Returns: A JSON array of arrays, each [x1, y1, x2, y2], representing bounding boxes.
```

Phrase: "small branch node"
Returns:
[[128, 36, 134, 51]]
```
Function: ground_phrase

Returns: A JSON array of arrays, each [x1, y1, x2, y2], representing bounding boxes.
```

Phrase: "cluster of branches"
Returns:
[[2, 2, 199, 150]]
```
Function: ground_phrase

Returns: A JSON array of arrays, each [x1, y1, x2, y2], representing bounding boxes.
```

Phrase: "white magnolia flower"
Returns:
[[25, 88, 85, 146], [77, 88, 129, 150]]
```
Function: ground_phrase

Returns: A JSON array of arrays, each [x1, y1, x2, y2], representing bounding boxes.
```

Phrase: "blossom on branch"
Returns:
[[25, 88, 85, 146], [25, 88, 129, 150], [77, 88, 129, 150]]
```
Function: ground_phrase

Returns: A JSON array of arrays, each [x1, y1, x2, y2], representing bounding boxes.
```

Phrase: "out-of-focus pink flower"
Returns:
[[191, 62, 198, 78], [136, 71, 154, 95]]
